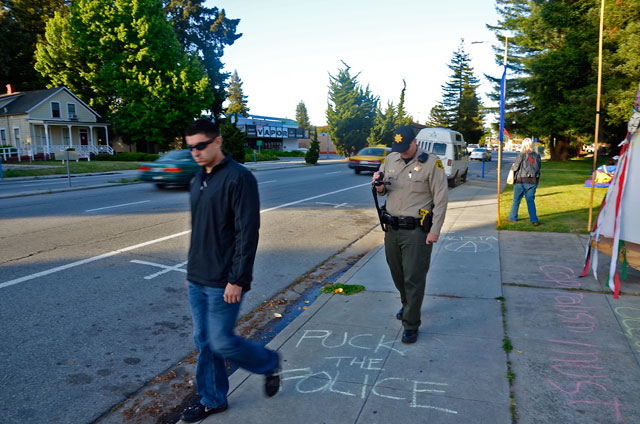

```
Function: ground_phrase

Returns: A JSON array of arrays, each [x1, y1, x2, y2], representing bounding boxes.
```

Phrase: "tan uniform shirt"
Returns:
[[378, 148, 448, 235]]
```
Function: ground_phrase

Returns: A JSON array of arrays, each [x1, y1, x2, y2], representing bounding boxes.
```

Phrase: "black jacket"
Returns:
[[511, 151, 541, 184], [187, 153, 260, 291]]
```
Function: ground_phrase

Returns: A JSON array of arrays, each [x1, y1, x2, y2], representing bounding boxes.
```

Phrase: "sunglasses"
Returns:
[[188, 137, 218, 151]]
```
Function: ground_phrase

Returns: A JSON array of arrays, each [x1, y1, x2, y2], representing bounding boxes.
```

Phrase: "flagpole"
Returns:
[[587, 0, 605, 231], [497, 36, 508, 226]]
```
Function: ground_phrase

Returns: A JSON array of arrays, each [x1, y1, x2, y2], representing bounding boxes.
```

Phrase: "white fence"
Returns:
[[0, 144, 114, 161]]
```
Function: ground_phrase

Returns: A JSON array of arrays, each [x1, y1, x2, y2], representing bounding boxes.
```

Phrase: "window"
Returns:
[[0, 128, 6, 145], [14, 127, 21, 146], [67, 103, 77, 119], [432, 143, 446, 156], [51, 102, 61, 118]]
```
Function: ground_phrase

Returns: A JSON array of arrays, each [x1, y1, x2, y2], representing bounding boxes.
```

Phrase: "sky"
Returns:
[[206, 0, 504, 127]]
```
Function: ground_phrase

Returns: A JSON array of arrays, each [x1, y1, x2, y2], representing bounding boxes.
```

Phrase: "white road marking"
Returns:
[[260, 183, 369, 213], [315, 202, 353, 209], [1, 183, 370, 289], [130, 260, 188, 279], [258, 180, 277, 185], [0, 231, 191, 289], [85, 200, 150, 212], [324, 171, 342, 175]]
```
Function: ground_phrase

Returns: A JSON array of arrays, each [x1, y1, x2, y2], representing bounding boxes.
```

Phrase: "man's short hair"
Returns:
[[185, 119, 220, 138]]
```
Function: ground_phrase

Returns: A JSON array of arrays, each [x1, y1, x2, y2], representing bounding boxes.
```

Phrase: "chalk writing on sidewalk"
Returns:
[[536, 265, 631, 422], [288, 329, 457, 414], [442, 234, 496, 253], [614, 307, 640, 352]]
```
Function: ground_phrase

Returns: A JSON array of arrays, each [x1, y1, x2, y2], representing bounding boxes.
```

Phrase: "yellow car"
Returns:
[[348, 146, 392, 174]]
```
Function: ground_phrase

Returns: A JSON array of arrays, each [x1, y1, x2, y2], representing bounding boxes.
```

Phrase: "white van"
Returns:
[[416, 127, 469, 187]]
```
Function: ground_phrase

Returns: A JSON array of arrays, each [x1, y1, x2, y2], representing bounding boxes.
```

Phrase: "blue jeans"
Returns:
[[509, 183, 539, 223], [188, 282, 279, 408]]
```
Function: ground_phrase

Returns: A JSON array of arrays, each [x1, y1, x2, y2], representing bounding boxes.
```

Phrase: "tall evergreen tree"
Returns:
[[35, 0, 212, 150], [326, 62, 378, 156], [425, 104, 448, 127], [305, 129, 320, 164], [489, 0, 639, 159], [164, 1, 241, 119], [225, 70, 249, 116], [438, 40, 485, 143], [220, 114, 246, 163], [395, 79, 413, 127], [367, 102, 396, 147], [0, 0, 67, 90], [295, 100, 311, 130]]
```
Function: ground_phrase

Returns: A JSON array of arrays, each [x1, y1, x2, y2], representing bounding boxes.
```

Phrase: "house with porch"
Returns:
[[0, 85, 112, 161]]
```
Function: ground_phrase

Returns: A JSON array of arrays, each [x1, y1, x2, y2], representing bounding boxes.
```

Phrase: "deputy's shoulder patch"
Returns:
[[435, 159, 444, 170]]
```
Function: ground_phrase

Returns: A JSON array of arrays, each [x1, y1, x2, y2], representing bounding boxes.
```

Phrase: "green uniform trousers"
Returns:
[[384, 227, 432, 330]]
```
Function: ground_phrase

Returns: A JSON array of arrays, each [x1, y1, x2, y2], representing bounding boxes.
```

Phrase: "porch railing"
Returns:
[[0, 144, 114, 161]]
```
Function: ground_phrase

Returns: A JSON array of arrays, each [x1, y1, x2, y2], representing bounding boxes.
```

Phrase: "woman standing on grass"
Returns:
[[508, 138, 542, 226]]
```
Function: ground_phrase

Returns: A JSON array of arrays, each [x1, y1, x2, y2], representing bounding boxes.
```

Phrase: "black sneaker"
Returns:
[[265, 353, 281, 397], [402, 329, 418, 344], [180, 401, 228, 423], [396, 308, 404, 320]]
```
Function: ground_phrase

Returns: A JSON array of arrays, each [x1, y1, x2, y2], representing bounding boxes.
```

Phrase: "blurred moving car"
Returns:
[[469, 148, 492, 161], [466, 143, 480, 154], [348, 146, 392, 174], [139, 149, 199, 188]]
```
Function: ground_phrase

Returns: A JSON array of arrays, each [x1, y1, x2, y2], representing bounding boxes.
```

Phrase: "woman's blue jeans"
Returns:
[[188, 282, 279, 408], [509, 183, 539, 223]]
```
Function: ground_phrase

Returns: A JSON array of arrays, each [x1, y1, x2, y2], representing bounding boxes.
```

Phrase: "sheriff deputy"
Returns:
[[372, 125, 448, 344]]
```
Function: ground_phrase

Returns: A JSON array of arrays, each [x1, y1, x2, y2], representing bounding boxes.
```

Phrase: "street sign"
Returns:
[[256, 140, 263, 147]]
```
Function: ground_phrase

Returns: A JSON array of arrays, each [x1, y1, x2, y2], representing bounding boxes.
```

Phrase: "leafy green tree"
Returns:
[[326, 62, 378, 156], [367, 102, 396, 146], [164, 1, 241, 119], [295, 100, 311, 130], [438, 40, 485, 144], [305, 129, 320, 164], [425, 104, 448, 127], [225, 70, 249, 116], [489, 0, 639, 160], [395, 79, 413, 127], [0, 0, 67, 90], [221, 114, 246, 163], [35, 0, 213, 150]]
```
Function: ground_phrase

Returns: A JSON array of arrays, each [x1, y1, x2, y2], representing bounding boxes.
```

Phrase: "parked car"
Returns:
[[466, 143, 480, 154], [348, 146, 392, 174], [469, 148, 492, 162], [138, 149, 199, 188], [416, 127, 469, 187]]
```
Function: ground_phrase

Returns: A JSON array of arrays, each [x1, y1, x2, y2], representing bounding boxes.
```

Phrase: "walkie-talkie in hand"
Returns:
[[373, 172, 385, 186]]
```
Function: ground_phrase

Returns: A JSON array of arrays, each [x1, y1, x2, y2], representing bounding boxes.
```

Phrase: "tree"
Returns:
[[395, 79, 413, 127], [0, 0, 67, 90], [489, 0, 639, 160], [305, 129, 320, 164], [326, 62, 378, 156], [220, 114, 246, 163], [367, 102, 396, 147], [295, 101, 311, 130], [35, 0, 213, 150], [425, 104, 448, 127], [164, 1, 241, 119], [438, 40, 485, 144], [225, 70, 249, 116]]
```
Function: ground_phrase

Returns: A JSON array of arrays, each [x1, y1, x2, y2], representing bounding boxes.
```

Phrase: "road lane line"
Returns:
[[324, 171, 342, 175], [258, 180, 277, 185], [85, 200, 150, 212], [0, 231, 191, 290], [259, 182, 369, 213], [1, 183, 369, 289]]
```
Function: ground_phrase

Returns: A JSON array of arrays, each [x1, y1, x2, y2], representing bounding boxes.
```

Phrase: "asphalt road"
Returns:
[[0, 155, 509, 423]]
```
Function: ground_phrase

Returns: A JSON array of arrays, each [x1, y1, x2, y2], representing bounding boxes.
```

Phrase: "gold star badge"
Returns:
[[395, 134, 403, 143]]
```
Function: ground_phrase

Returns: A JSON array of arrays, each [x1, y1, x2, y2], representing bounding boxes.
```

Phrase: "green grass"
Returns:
[[499, 157, 608, 233], [2, 160, 143, 178], [320, 283, 365, 295]]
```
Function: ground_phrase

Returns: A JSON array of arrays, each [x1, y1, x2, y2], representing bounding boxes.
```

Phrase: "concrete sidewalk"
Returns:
[[195, 173, 640, 423]]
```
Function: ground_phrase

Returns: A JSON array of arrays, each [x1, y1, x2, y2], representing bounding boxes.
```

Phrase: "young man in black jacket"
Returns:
[[180, 119, 280, 423]]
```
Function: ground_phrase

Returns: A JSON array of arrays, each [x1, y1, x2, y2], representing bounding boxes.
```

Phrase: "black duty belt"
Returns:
[[382, 214, 420, 230]]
